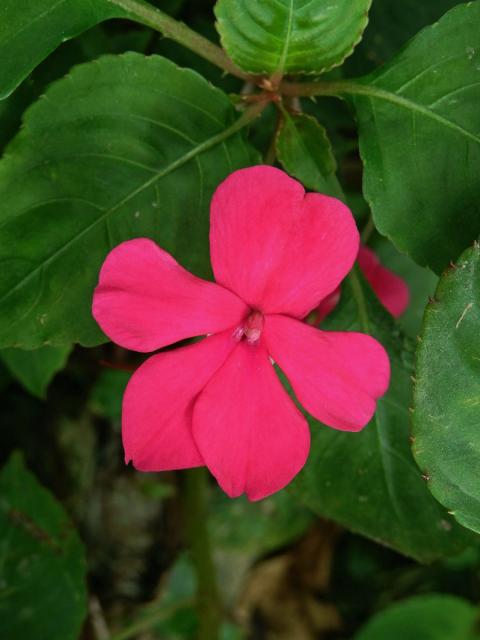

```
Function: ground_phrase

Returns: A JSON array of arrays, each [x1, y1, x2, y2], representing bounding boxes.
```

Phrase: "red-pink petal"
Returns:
[[93, 238, 248, 352], [316, 286, 341, 323], [210, 166, 359, 318], [264, 315, 390, 432], [358, 246, 410, 318], [192, 342, 310, 501], [122, 332, 236, 471]]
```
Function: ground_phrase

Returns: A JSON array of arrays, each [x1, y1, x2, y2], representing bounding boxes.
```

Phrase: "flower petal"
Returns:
[[358, 246, 410, 318], [264, 315, 390, 432], [316, 286, 341, 324], [122, 332, 237, 471], [192, 341, 310, 501], [210, 166, 359, 318], [93, 238, 248, 352]]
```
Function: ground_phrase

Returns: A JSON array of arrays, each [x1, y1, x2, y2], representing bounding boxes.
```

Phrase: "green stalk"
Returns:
[[348, 264, 371, 334], [180, 468, 222, 640], [108, 0, 254, 81], [111, 599, 193, 640]]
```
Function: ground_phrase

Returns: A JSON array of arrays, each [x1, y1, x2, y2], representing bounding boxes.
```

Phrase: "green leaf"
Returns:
[[291, 269, 472, 561], [0, 452, 87, 640], [347, 0, 464, 74], [214, 0, 371, 75], [276, 112, 342, 198], [0, 53, 258, 349], [0, 0, 128, 99], [413, 243, 480, 534], [355, 594, 480, 640], [0, 345, 72, 398], [0, 24, 155, 154], [351, 2, 480, 273]]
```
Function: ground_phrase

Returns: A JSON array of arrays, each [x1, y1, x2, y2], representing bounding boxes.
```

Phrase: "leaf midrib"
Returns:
[[339, 81, 480, 146], [277, 0, 295, 75]]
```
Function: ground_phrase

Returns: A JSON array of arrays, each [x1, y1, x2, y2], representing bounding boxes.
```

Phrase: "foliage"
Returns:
[[353, 2, 480, 273], [291, 272, 473, 562], [413, 244, 480, 534], [215, 0, 371, 75], [1, 0, 480, 638], [0, 452, 87, 639], [355, 594, 480, 640]]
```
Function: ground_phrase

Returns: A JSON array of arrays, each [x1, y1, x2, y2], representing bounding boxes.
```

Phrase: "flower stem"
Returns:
[[108, 0, 254, 81], [361, 215, 375, 244], [111, 599, 193, 640], [264, 107, 284, 165], [280, 79, 361, 98], [348, 264, 371, 334], [180, 468, 222, 640]]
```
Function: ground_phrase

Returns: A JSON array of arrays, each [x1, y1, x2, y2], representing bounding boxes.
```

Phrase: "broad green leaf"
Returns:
[[347, 0, 464, 74], [0, 0, 212, 100], [0, 452, 87, 640], [0, 53, 257, 349], [0, 26, 150, 153], [291, 270, 472, 561], [351, 2, 480, 273], [214, 0, 371, 75], [413, 244, 480, 534], [0, 0, 124, 99], [276, 112, 342, 198], [0, 345, 72, 398], [355, 594, 480, 640]]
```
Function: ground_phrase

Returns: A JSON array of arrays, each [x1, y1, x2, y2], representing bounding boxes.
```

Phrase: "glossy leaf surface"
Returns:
[[352, 2, 480, 272], [355, 594, 480, 640], [0, 53, 257, 348], [215, 0, 371, 75], [276, 112, 342, 198], [413, 244, 480, 534]]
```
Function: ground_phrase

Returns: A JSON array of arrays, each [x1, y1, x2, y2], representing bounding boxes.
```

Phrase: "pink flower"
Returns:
[[317, 245, 410, 323], [92, 166, 390, 501]]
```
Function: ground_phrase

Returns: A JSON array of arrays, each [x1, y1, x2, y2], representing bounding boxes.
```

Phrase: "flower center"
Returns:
[[233, 310, 264, 345]]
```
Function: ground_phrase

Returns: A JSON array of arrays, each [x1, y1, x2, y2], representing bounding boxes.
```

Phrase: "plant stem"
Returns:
[[280, 79, 363, 98], [180, 468, 222, 640], [348, 264, 371, 334], [111, 598, 193, 640], [108, 0, 255, 81], [361, 215, 375, 244], [264, 107, 284, 165]]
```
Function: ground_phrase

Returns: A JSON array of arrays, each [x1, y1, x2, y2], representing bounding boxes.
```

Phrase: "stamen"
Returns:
[[233, 310, 264, 345], [232, 326, 245, 342]]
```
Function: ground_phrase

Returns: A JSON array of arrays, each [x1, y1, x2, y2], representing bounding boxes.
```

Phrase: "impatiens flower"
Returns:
[[316, 245, 410, 323], [92, 166, 390, 501]]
